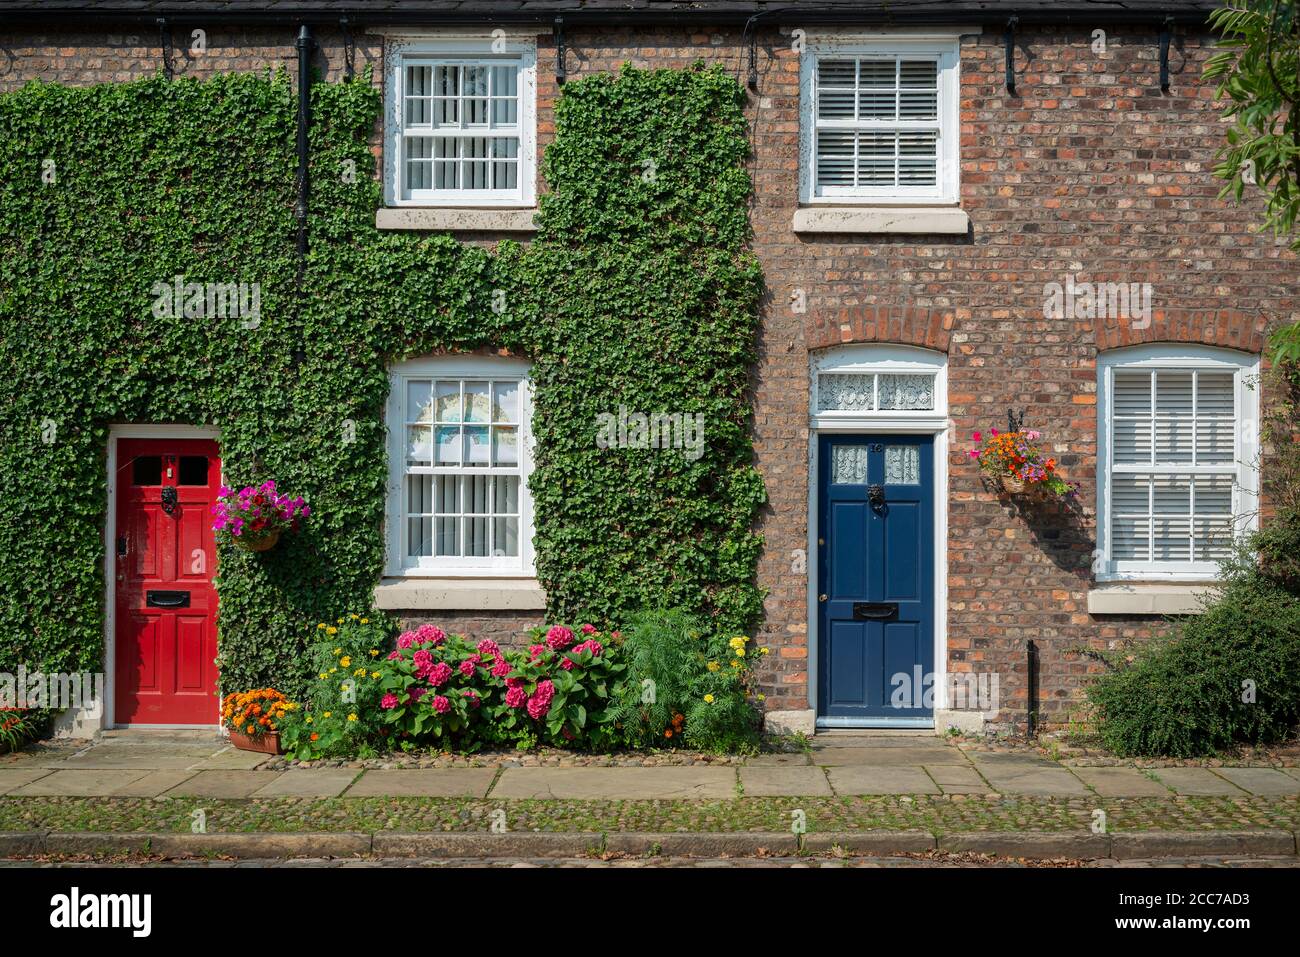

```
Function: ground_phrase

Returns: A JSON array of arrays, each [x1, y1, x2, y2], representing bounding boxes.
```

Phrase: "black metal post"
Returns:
[[1004, 16, 1017, 95], [1159, 17, 1173, 92], [295, 24, 312, 275], [1026, 639, 1039, 739], [157, 17, 173, 79], [555, 17, 566, 85]]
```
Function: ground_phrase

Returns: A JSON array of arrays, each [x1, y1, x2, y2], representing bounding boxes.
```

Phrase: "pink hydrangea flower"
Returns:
[[396, 632, 417, 650], [426, 662, 453, 687], [491, 658, 512, 678], [431, 695, 451, 714], [409, 687, 427, 701], [560, 657, 575, 671], [505, 685, 527, 708], [526, 694, 550, 720], [581, 623, 597, 635], [380, 693, 399, 710], [415, 624, 446, 646], [505, 676, 523, 689], [573, 639, 603, 657], [477, 639, 501, 660], [412, 649, 434, 672], [528, 643, 545, 660], [545, 625, 574, 651], [386, 650, 402, 660], [463, 689, 480, 708], [459, 659, 477, 677]]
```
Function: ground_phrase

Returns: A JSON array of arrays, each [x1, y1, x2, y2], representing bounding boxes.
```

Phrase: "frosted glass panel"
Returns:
[[831, 445, 868, 484], [818, 374, 875, 412], [884, 445, 920, 484], [877, 374, 935, 410]]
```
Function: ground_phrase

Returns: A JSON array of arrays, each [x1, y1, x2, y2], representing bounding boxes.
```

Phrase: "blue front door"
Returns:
[[817, 435, 935, 723]]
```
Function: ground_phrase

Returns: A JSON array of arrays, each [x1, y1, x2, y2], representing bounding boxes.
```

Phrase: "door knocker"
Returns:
[[868, 484, 886, 512], [161, 486, 178, 515]]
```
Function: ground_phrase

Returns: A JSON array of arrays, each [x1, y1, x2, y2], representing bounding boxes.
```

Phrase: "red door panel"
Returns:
[[114, 438, 220, 725]]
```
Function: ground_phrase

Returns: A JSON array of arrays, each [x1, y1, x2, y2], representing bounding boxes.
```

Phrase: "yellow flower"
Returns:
[[760, 647, 770, 655], [337, 618, 344, 624], [707, 660, 720, 672], [369, 649, 379, 657], [347, 713, 357, 722], [350, 614, 359, 620], [361, 618, 370, 624], [340, 656, 352, 668], [305, 716, 313, 724], [757, 693, 766, 702], [735, 648, 746, 657], [323, 712, 331, 718], [318, 672, 327, 680], [731, 660, 741, 668], [333, 648, 342, 655], [317, 623, 327, 630], [371, 671, 381, 679], [703, 694, 714, 703], [327, 627, 337, 635], [329, 667, 337, 674]]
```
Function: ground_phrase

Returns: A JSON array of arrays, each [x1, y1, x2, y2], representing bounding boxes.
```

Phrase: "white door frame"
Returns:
[[806, 346, 949, 729], [103, 424, 222, 731]]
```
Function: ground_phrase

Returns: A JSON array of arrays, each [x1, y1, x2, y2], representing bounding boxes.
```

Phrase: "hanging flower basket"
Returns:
[[211, 480, 309, 551], [234, 529, 281, 553], [968, 414, 1079, 502]]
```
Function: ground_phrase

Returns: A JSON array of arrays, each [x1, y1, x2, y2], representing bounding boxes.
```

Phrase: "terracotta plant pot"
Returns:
[[228, 729, 283, 754], [236, 528, 281, 552]]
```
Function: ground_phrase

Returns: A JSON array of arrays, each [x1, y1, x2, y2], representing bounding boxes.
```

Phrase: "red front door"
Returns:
[[114, 438, 221, 725]]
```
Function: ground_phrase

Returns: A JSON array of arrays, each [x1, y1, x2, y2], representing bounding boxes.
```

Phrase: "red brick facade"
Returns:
[[5, 17, 1296, 730]]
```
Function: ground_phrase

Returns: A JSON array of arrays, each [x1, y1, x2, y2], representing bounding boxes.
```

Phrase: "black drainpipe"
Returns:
[[1026, 639, 1039, 740], [295, 24, 313, 279]]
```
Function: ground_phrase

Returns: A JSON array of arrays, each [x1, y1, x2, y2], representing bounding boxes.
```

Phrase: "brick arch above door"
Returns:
[[808, 306, 955, 353], [1093, 309, 1270, 355]]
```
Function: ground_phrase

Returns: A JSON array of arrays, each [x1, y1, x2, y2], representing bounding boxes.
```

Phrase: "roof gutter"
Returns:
[[0, 7, 1217, 30]]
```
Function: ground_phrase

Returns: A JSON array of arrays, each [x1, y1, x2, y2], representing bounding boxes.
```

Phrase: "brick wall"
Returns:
[[5, 20, 1297, 729]]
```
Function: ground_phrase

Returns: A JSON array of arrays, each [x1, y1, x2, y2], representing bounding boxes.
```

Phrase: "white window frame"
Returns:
[[799, 34, 961, 206], [385, 355, 535, 578], [1096, 345, 1260, 583], [383, 35, 537, 208]]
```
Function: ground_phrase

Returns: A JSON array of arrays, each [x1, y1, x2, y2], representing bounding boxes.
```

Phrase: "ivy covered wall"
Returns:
[[0, 64, 765, 699]]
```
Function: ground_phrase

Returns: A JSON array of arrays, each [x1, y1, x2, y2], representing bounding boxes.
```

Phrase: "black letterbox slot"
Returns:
[[146, 590, 190, 608], [853, 602, 897, 620]]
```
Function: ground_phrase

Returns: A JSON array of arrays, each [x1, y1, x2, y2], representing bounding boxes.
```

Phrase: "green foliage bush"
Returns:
[[609, 608, 763, 752], [1086, 561, 1300, 757], [0, 63, 764, 700]]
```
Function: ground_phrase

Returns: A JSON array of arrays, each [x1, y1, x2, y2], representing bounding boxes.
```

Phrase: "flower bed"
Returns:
[[276, 611, 768, 759]]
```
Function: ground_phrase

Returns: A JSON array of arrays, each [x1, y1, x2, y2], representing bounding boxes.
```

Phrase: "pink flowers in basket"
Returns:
[[211, 480, 309, 549]]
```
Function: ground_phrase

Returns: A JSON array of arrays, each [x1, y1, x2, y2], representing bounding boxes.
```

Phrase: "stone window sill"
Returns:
[[375, 208, 538, 233], [373, 577, 547, 611], [1087, 582, 1219, 616], [792, 206, 969, 235]]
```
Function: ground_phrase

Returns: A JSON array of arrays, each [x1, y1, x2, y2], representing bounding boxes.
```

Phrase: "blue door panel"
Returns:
[[818, 435, 935, 721]]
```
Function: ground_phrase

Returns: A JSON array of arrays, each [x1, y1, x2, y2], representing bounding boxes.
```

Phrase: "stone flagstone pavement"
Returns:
[[2, 730, 1299, 801]]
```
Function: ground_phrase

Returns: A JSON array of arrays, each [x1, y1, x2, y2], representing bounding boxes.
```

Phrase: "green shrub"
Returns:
[[277, 613, 395, 760], [1086, 565, 1300, 757], [610, 608, 763, 752]]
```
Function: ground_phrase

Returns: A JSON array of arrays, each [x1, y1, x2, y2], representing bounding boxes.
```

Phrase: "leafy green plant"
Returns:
[[1086, 558, 1300, 757], [0, 64, 765, 701], [1205, 1, 1300, 358], [610, 608, 763, 752], [278, 613, 393, 759], [0, 707, 40, 753]]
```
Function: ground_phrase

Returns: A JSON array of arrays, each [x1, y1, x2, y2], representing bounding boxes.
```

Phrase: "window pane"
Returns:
[[407, 426, 432, 467], [403, 136, 433, 191], [132, 455, 162, 486], [464, 425, 490, 464], [463, 381, 491, 422], [877, 373, 935, 410], [1113, 371, 1151, 414], [493, 476, 519, 513], [884, 445, 919, 484], [178, 456, 208, 486], [815, 130, 855, 187], [1154, 417, 1194, 464], [817, 59, 856, 119], [1112, 418, 1152, 464], [1111, 515, 1149, 560], [898, 60, 938, 119], [493, 425, 518, 465], [897, 131, 938, 187], [493, 381, 520, 423], [1111, 475, 1149, 513], [831, 445, 868, 484], [434, 425, 460, 465], [857, 131, 895, 186], [818, 373, 875, 412], [465, 517, 490, 556], [493, 516, 519, 556], [435, 381, 460, 421], [1197, 372, 1235, 415], [1155, 371, 1193, 414], [407, 380, 433, 423], [435, 516, 459, 556]]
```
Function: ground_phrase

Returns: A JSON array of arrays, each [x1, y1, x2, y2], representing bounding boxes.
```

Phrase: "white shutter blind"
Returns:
[[1107, 365, 1240, 572], [814, 55, 941, 195]]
